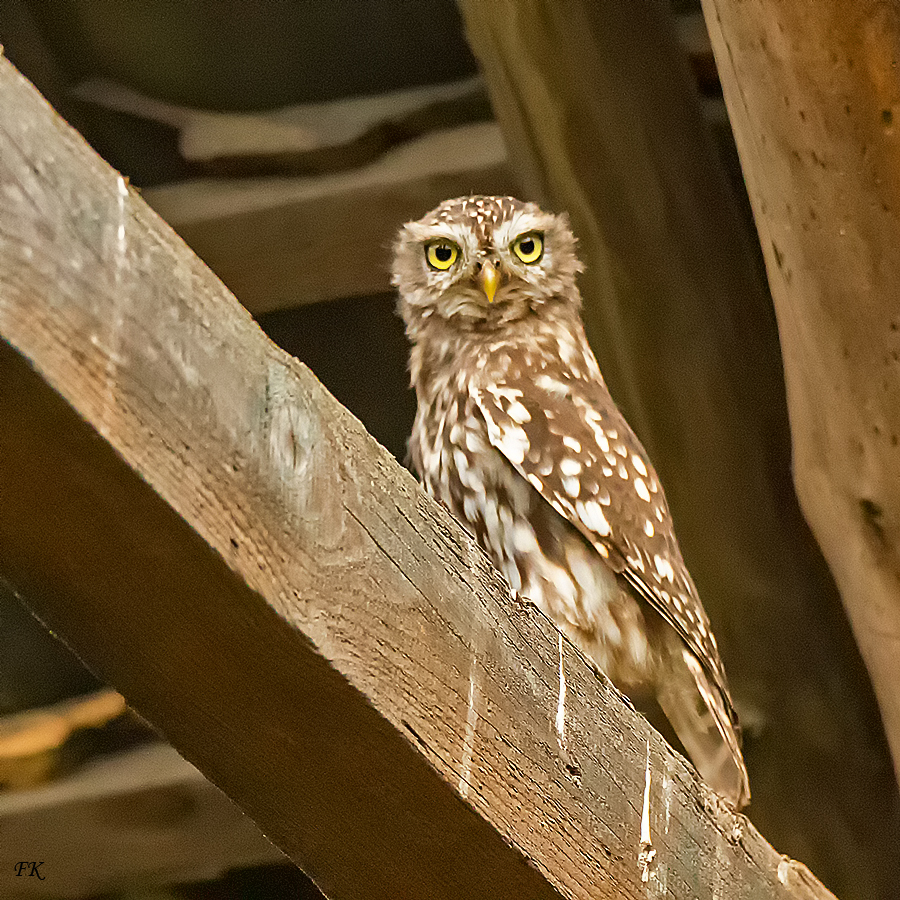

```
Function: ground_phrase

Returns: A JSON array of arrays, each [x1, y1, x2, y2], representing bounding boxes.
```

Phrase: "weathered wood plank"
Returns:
[[701, 0, 900, 793], [142, 122, 515, 314], [72, 75, 491, 175], [0, 743, 284, 899], [454, 2, 900, 897], [0, 54, 834, 900]]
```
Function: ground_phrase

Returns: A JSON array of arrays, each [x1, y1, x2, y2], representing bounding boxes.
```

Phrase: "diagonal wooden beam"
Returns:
[[0, 53, 834, 900]]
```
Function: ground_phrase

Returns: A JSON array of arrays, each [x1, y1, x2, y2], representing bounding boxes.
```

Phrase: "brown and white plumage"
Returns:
[[393, 195, 749, 807]]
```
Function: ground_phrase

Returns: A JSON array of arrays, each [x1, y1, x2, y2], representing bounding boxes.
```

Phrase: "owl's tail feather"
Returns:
[[656, 640, 750, 809]]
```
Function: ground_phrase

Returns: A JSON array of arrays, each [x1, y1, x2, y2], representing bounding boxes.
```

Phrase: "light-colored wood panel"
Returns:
[[143, 123, 515, 313], [702, 0, 900, 813]]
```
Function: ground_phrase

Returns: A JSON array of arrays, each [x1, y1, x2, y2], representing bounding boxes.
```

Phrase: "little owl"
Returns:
[[393, 195, 749, 808]]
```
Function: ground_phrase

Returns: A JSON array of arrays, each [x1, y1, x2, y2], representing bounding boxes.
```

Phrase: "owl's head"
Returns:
[[393, 196, 584, 338]]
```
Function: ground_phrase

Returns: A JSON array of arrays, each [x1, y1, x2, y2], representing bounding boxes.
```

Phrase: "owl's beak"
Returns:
[[477, 260, 501, 303]]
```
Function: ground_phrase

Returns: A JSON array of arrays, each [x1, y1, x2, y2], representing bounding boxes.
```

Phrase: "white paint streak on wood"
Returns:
[[555, 633, 566, 748], [116, 174, 128, 253], [459, 658, 480, 800], [662, 764, 673, 835], [778, 857, 790, 885], [639, 739, 656, 884]]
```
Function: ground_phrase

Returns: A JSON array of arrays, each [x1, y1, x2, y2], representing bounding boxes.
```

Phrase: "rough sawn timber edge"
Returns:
[[0, 55, 833, 900]]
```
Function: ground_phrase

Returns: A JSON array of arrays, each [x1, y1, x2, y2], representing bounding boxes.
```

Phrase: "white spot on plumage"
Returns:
[[562, 475, 580, 497], [617, 462, 629, 479], [550, 564, 578, 604], [465, 429, 485, 453], [614, 443, 628, 458], [655, 506, 665, 522], [458, 464, 484, 493], [562, 435, 581, 453], [632, 454, 648, 476], [497, 425, 529, 465], [487, 384, 523, 403], [547, 420, 566, 437], [535, 374, 569, 396], [602, 465, 614, 477], [505, 560, 523, 592], [635, 477, 651, 502], [507, 400, 531, 423], [644, 519, 655, 537], [559, 335, 579, 366], [559, 457, 582, 476], [592, 427, 610, 453], [628, 553, 646, 573], [527, 473, 543, 491], [578, 500, 611, 536], [514, 522, 539, 552], [654, 554, 675, 582], [483, 496, 501, 537]]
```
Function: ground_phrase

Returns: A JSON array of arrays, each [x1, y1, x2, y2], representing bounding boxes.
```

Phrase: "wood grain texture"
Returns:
[[700, 0, 900, 793], [0, 54, 835, 900], [454, 2, 900, 896]]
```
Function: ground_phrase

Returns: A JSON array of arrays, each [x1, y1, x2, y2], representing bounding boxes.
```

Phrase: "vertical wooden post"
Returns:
[[701, 0, 900, 785], [456, 2, 900, 895]]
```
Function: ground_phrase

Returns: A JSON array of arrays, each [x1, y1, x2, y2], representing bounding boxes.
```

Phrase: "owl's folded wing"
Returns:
[[471, 374, 734, 712]]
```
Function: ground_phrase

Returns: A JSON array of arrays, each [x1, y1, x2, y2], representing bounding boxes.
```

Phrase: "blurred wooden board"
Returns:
[[73, 75, 491, 175], [142, 122, 515, 313], [0, 689, 125, 790], [0, 743, 282, 899]]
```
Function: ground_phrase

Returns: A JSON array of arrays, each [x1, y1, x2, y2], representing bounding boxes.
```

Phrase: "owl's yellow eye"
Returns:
[[511, 231, 544, 264], [425, 239, 460, 270]]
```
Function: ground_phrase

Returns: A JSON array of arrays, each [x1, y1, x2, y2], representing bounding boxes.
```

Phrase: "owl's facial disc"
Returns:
[[394, 196, 584, 330]]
